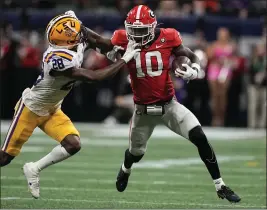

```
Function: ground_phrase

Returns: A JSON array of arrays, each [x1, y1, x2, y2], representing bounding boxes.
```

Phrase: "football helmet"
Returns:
[[46, 14, 83, 49], [125, 5, 157, 46]]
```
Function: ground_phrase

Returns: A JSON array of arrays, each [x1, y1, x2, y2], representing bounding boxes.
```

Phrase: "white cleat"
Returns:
[[22, 162, 40, 199]]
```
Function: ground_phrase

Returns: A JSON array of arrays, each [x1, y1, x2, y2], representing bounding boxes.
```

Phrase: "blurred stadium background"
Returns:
[[0, 0, 266, 209]]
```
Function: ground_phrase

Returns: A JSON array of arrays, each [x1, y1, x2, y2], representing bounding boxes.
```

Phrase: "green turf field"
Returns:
[[1, 123, 266, 209]]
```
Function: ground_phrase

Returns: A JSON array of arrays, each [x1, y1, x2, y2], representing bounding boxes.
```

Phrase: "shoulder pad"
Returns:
[[44, 50, 76, 71], [111, 30, 128, 47], [163, 28, 182, 47]]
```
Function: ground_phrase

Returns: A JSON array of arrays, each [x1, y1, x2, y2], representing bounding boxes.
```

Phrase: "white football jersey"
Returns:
[[22, 43, 87, 116]]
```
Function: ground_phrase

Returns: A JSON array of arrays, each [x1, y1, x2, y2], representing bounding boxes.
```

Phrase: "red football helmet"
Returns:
[[125, 5, 157, 46]]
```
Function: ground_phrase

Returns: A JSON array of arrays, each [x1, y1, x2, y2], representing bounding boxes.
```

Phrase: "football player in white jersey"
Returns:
[[0, 11, 140, 199]]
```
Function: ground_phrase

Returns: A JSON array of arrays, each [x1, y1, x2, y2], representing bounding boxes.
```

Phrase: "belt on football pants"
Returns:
[[135, 97, 173, 116]]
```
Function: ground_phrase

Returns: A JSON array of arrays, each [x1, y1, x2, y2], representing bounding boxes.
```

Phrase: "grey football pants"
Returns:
[[129, 98, 200, 156]]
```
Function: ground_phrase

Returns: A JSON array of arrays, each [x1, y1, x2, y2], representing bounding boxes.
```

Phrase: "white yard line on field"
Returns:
[[9, 155, 257, 169], [0, 196, 266, 208], [1, 176, 264, 187], [21, 146, 45, 152], [3, 167, 264, 177], [1, 121, 266, 140], [10, 155, 258, 168], [1, 197, 21, 200], [1, 137, 129, 147], [134, 156, 255, 168], [1, 185, 265, 198], [0, 136, 132, 147]]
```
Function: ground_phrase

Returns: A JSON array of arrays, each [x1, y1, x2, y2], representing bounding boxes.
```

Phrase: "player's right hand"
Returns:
[[121, 41, 141, 63], [175, 64, 198, 80]]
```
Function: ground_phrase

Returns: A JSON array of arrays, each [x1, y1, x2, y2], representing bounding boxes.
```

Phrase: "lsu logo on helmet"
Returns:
[[46, 14, 82, 49]]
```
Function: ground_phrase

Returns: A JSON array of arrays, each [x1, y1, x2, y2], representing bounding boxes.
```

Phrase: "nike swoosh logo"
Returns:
[[206, 143, 217, 163], [156, 45, 163, 48]]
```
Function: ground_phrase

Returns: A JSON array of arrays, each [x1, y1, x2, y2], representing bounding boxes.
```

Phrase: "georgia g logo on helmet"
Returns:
[[149, 10, 155, 18], [46, 14, 83, 49], [125, 5, 157, 46]]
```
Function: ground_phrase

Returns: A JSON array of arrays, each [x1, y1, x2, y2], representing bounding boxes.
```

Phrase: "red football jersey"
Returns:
[[111, 28, 182, 104]]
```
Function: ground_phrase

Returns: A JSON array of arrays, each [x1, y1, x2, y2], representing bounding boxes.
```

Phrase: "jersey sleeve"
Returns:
[[45, 51, 76, 72], [111, 30, 128, 48]]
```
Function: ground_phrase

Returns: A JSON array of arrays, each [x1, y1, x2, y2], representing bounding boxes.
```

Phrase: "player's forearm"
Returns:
[[173, 45, 200, 65], [83, 26, 114, 53], [72, 59, 126, 82], [173, 45, 202, 79], [96, 37, 114, 53], [186, 50, 200, 66], [178, 47, 200, 65], [83, 27, 102, 40], [92, 59, 126, 80]]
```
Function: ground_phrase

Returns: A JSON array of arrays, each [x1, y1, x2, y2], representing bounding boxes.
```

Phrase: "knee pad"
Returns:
[[125, 149, 144, 163], [0, 150, 14, 167], [188, 126, 207, 146]]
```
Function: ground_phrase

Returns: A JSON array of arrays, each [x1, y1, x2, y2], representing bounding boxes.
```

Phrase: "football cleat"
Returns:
[[22, 162, 40, 199], [116, 166, 131, 192], [217, 185, 241, 203]]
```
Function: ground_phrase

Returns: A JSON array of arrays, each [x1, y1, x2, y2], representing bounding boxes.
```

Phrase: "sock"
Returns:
[[34, 145, 71, 171], [122, 163, 131, 173], [198, 142, 221, 179], [122, 149, 143, 170], [213, 178, 225, 191], [123, 149, 134, 169], [189, 127, 221, 180]]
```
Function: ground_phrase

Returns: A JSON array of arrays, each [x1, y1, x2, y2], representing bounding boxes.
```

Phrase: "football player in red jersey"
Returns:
[[89, 5, 240, 203]]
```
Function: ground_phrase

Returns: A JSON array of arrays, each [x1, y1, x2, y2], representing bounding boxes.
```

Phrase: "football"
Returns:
[[172, 56, 191, 73]]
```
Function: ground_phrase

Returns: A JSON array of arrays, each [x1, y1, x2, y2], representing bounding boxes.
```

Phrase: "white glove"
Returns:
[[175, 63, 200, 80], [106, 45, 124, 62], [65, 10, 78, 18], [121, 41, 141, 63], [65, 10, 83, 25]]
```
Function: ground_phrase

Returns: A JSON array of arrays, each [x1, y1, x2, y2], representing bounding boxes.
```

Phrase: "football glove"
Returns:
[[65, 10, 78, 19], [121, 41, 141, 63], [106, 45, 124, 62], [175, 63, 200, 80]]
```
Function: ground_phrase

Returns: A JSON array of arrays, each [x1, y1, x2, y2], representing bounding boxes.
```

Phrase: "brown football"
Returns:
[[172, 56, 191, 73]]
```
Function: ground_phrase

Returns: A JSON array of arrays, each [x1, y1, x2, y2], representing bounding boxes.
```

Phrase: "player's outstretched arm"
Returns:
[[53, 41, 140, 82], [81, 26, 114, 53], [63, 60, 126, 81]]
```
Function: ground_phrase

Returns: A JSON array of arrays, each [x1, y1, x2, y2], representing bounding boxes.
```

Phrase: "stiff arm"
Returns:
[[50, 59, 126, 82]]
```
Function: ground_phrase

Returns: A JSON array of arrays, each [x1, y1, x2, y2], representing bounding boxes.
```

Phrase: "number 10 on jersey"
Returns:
[[134, 51, 163, 77]]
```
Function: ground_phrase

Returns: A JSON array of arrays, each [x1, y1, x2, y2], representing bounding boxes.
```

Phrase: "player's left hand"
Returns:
[[175, 64, 198, 80]]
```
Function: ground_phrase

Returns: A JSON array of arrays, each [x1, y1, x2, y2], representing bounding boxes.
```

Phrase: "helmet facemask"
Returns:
[[125, 21, 157, 46]]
